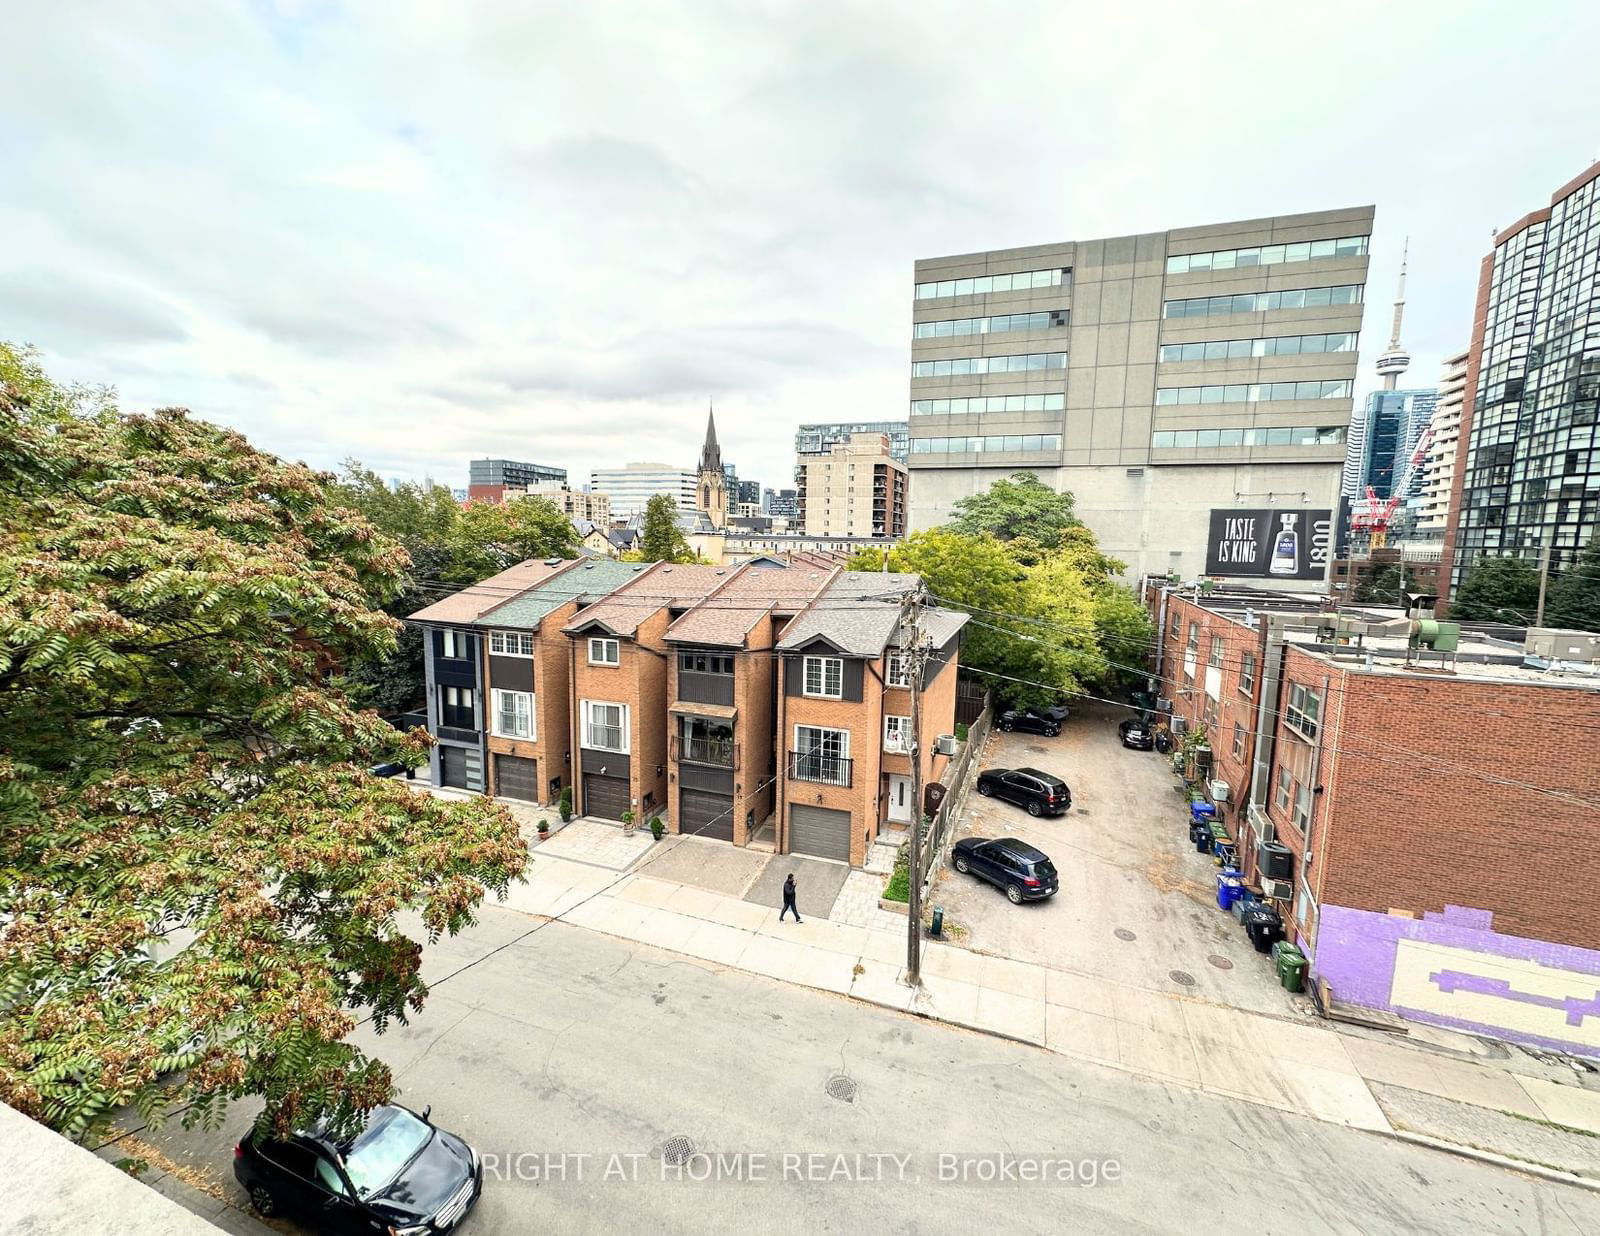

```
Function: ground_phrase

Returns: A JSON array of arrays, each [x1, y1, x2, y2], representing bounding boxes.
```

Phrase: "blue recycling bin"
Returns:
[[1190, 800, 1217, 822], [1216, 866, 1242, 911]]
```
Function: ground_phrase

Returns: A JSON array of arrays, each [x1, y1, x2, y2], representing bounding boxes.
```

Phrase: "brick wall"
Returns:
[[778, 658, 881, 868]]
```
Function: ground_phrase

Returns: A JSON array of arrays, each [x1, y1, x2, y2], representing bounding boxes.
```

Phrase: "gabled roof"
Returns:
[[773, 571, 970, 658], [407, 558, 576, 625], [475, 558, 647, 630], [666, 562, 838, 648], [563, 562, 733, 638]]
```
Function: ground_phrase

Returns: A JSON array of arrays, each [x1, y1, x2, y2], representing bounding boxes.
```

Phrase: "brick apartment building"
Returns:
[[1151, 583, 1600, 1055], [410, 558, 966, 869]]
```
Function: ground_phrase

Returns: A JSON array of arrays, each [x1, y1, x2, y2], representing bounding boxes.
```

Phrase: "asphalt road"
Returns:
[[119, 907, 1600, 1236]]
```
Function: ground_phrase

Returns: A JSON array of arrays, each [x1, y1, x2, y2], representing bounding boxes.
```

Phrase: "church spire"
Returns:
[[699, 402, 722, 474]]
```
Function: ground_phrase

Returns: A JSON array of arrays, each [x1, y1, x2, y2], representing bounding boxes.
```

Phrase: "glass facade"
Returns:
[[911, 393, 1066, 416], [915, 268, 1068, 299], [912, 352, 1066, 378], [913, 310, 1067, 338], [1155, 380, 1353, 406], [1166, 236, 1368, 274], [1158, 332, 1357, 362], [795, 421, 909, 462], [1453, 169, 1600, 588], [910, 434, 1063, 455], [1151, 426, 1346, 449], [1162, 285, 1364, 319]]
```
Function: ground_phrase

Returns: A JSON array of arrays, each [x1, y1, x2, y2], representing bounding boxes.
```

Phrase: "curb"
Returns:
[[1378, 1129, 1600, 1194]]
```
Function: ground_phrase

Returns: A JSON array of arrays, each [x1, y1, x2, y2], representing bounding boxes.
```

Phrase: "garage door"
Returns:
[[679, 790, 734, 842], [496, 755, 539, 803], [788, 805, 852, 863], [583, 773, 630, 821], [439, 746, 468, 789]]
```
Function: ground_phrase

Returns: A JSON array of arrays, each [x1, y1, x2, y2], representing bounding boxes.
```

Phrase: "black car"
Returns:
[[951, 837, 1060, 903], [997, 707, 1066, 737], [1118, 717, 1156, 750], [975, 766, 1072, 816], [235, 1102, 482, 1233]]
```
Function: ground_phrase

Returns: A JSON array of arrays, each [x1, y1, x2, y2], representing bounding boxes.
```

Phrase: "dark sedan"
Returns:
[[997, 708, 1064, 737], [235, 1102, 482, 1233], [1118, 717, 1156, 750], [975, 766, 1072, 817], [952, 837, 1059, 903]]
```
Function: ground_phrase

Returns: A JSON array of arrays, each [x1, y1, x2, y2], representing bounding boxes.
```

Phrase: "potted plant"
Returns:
[[621, 808, 636, 836], [537, 818, 550, 841], [558, 787, 572, 823], [650, 817, 665, 841]]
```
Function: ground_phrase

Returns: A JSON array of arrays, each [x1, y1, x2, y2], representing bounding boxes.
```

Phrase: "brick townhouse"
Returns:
[[774, 572, 969, 867]]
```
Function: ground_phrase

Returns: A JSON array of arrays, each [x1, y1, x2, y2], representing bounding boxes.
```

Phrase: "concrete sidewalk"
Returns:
[[504, 851, 1600, 1182]]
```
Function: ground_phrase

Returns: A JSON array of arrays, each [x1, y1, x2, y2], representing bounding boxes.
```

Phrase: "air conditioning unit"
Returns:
[[1170, 716, 1188, 735], [1156, 697, 1173, 713], [935, 734, 958, 756], [1194, 745, 1213, 774], [1257, 840, 1294, 881], [1261, 878, 1293, 901], [1210, 779, 1231, 802]]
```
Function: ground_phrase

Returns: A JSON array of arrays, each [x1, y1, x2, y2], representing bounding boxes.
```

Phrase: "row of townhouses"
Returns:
[[408, 556, 968, 868]]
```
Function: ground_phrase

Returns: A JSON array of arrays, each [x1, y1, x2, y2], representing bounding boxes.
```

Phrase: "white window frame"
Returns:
[[588, 637, 621, 666], [802, 655, 844, 699], [441, 629, 468, 659], [490, 630, 534, 657], [884, 715, 912, 753], [492, 689, 535, 739], [1285, 682, 1321, 740], [793, 724, 850, 784], [582, 699, 629, 752], [885, 652, 910, 688]]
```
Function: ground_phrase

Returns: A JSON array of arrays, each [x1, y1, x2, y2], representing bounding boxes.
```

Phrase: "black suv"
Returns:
[[997, 707, 1067, 737], [234, 1103, 482, 1233], [975, 766, 1072, 816], [952, 837, 1060, 903], [1118, 716, 1156, 750]]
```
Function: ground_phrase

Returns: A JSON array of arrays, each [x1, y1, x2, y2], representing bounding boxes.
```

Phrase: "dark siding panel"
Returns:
[[679, 764, 734, 795], [842, 658, 864, 702], [489, 655, 534, 693], [579, 750, 630, 783], [784, 657, 803, 697]]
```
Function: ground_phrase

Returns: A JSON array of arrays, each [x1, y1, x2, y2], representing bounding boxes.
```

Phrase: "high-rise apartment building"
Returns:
[[763, 487, 799, 519], [509, 483, 612, 526], [908, 208, 1373, 582], [1416, 349, 1470, 537], [1445, 161, 1600, 591], [1350, 389, 1438, 500], [588, 463, 699, 517], [797, 421, 910, 464], [467, 458, 567, 504], [795, 434, 907, 539]]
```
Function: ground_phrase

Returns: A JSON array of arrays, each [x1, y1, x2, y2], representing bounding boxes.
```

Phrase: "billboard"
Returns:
[[1205, 508, 1332, 580]]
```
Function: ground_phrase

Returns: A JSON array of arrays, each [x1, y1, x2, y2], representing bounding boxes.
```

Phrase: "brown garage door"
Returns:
[[788, 805, 852, 863], [583, 773, 630, 821], [496, 755, 539, 803], [679, 790, 734, 842]]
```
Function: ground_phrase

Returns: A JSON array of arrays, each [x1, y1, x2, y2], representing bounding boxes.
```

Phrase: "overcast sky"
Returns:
[[4, 1, 1597, 493]]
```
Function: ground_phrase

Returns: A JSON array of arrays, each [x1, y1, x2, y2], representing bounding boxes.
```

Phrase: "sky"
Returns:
[[3, 0, 1598, 495]]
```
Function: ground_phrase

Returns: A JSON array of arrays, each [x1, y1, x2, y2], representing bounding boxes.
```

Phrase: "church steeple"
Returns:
[[699, 403, 723, 474]]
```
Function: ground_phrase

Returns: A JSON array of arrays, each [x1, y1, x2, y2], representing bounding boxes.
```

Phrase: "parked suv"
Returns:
[[997, 707, 1066, 737], [975, 766, 1072, 816], [1118, 716, 1156, 750], [951, 836, 1060, 903]]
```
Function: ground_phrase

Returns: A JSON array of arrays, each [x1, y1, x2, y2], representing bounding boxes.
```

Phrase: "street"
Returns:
[[113, 906, 1600, 1236]]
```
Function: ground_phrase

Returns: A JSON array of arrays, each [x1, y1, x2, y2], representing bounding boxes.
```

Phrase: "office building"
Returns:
[[797, 421, 910, 464], [467, 458, 566, 504], [1416, 349, 1471, 537], [1445, 160, 1600, 591], [589, 462, 699, 517], [908, 208, 1374, 584], [735, 479, 762, 507], [795, 433, 907, 539], [1349, 389, 1438, 500]]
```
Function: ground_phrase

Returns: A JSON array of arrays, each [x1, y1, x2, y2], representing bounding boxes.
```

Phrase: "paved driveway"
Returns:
[[932, 701, 1292, 1015]]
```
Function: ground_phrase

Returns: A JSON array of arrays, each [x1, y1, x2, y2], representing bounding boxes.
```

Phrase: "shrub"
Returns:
[[955, 722, 969, 742], [558, 786, 573, 822], [650, 818, 665, 840], [882, 841, 911, 903]]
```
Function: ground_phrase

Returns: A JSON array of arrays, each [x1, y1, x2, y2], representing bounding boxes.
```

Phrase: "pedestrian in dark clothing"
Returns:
[[780, 873, 801, 922]]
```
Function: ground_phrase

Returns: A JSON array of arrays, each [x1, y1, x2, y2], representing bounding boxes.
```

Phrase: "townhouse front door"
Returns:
[[887, 775, 912, 824]]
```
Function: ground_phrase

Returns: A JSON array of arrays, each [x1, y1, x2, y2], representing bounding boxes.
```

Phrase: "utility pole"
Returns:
[[900, 583, 929, 987], [1536, 542, 1552, 627]]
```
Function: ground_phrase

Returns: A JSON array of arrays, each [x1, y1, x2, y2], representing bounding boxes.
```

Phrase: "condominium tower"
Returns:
[[795, 433, 907, 539], [908, 207, 1374, 583]]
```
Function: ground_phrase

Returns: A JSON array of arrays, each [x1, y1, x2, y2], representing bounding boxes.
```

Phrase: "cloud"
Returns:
[[0, 269, 187, 349]]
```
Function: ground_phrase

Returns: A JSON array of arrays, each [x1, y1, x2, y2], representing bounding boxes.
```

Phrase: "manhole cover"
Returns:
[[1114, 927, 1137, 942], [825, 1075, 858, 1103], [660, 1135, 695, 1166], [1207, 954, 1234, 970], [1169, 970, 1196, 987], [1028, 745, 1049, 754]]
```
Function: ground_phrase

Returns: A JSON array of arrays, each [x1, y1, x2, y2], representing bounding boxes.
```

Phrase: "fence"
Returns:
[[920, 695, 993, 900]]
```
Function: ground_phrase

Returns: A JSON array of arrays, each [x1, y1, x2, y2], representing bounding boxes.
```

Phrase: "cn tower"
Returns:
[[1374, 240, 1411, 390]]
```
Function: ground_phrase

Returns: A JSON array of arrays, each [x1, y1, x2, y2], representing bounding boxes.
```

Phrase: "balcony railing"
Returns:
[[789, 750, 852, 787], [437, 724, 480, 744], [678, 735, 736, 767]]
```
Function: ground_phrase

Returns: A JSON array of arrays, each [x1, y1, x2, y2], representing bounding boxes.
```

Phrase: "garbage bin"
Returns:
[[1244, 905, 1283, 954], [1279, 948, 1308, 993], [1216, 867, 1242, 911], [1194, 823, 1212, 854], [1190, 800, 1216, 822], [1233, 889, 1259, 923]]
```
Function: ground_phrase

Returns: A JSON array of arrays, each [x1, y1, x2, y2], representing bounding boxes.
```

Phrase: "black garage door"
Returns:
[[583, 773, 630, 821], [496, 755, 539, 803], [439, 746, 469, 789], [788, 805, 852, 863], [679, 790, 734, 842]]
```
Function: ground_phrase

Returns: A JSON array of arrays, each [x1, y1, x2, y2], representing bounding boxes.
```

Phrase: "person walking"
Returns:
[[779, 873, 801, 922]]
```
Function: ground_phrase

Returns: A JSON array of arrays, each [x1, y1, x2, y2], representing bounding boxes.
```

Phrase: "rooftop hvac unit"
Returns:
[[934, 734, 958, 756], [1408, 619, 1461, 652], [1210, 779, 1231, 802], [1261, 878, 1293, 902]]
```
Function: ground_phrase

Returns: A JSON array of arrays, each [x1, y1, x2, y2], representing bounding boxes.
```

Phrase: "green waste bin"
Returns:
[[1280, 953, 1308, 993]]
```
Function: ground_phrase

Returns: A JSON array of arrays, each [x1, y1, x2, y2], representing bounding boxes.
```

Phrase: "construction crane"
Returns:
[[1349, 485, 1403, 550]]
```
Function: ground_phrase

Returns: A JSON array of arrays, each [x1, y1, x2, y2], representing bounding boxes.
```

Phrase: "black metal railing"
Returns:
[[680, 736, 736, 767], [788, 750, 852, 787], [437, 725, 480, 744]]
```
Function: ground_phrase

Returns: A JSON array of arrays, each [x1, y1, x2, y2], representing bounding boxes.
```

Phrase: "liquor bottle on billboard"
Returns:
[[1268, 514, 1300, 575]]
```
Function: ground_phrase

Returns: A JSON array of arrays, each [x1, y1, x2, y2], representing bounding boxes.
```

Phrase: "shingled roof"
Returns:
[[407, 558, 575, 625], [475, 558, 647, 629], [665, 562, 838, 648], [562, 562, 733, 638], [773, 571, 918, 656]]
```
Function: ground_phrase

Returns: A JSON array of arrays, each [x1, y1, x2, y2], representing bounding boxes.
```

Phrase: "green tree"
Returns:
[[638, 493, 695, 563], [448, 495, 578, 581], [1545, 535, 1600, 632], [1352, 562, 1404, 605], [947, 472, 1078, 549], [0, 343, 527, 1149], [1450, 554, 1541, 623]]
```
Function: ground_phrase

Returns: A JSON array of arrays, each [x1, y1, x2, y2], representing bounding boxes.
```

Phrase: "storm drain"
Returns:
[[1113, 927, 1137, 942], [1168, 970, 1196, 987], [1207, 954, 1234, 970], [660, 1135, 695, 1166], [825, 1075, 858, 1103]]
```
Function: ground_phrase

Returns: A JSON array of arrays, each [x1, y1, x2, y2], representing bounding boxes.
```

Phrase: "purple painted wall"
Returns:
[[1316, 904, 1600, 1059]]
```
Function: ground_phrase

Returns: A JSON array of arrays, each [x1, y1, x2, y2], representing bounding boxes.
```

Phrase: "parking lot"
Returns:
[[933, 701, 1295, 1016]]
